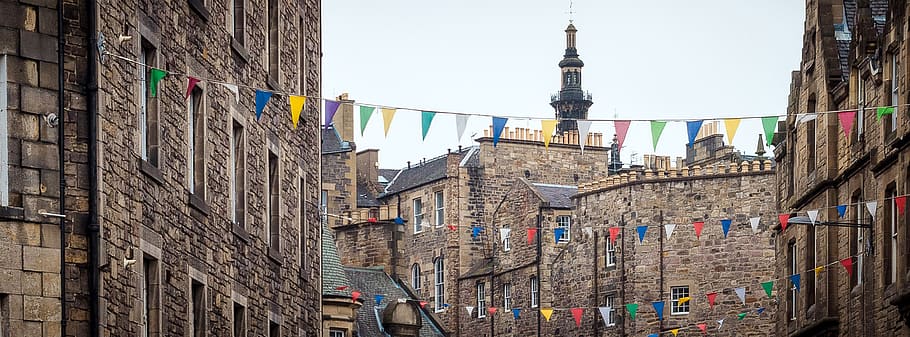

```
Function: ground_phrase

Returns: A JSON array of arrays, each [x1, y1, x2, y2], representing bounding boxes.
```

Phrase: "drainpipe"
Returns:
[[593, 228, 599, 337], [658, 210, 665, 333], [86, 0, 101, 335], [619, 214, 626, 337], [536, 207, 542, 337], [55, 0, 67, 335]]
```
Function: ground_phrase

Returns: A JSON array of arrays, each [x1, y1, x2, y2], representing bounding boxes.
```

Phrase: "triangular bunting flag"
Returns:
[[570, 307, 583, 327], [541, 120, 558, 149], [289, 95, 306, 129], [761, 280, 773, 298], [499, 228, 511, 244], [762, 116, 779, 146], [652, 301, 665, 321], [778, 214, 790, 231], [324, 100, 340, 128], [609, 227, 620, 244], [487, 307, 497, 315], [724, 118, 741, 144], [614, 120, 631, 153], [444, 304, 450, 308], [359, 106, 375, 136], [598, 307, 611, 326], [807, 209, 819, 225], [757, 307, 765, 315], [838, 111, 856, 138], [625, 303, 638, 320], [897, 196, 907, 215], [693, 221, 704, 239], [455, 114, 470, 141], [706, 292, 717, 308], [255, 90, 273, 120], [687, 120, 704, 147], [185, 76, 200, 99], [447, 224, 457, 232], [375, 294, 384, 305], [721, 219, 732, 238], [352, 291, 361, 303], [750, 217, 761, 233], [512, 308, 521, 319], [577, 120, 592, 153], [790, 274, 801, 292], [541, 308, 554, 321], [837, 204, 847, 218], [421, 111, 436, 140], [219, 83, 239, 103], [394, 216, 404, 225], [678, 297, 691, 305], [737, 312, 747, 320], [381, 108, 396, 137], [866, 201, 878, 218], [472, 227, 483, 238], [419, 301, 427, 308], [637, 225, 648, 244], [466, 306, 475, 316], [670, 328, 679, 336], [648, 334, 658, 337], [840, 257, 853, 276], [554, 227, 566, 243], [664, 224, 676, 241], [149, 68, 167, 98], [336, 286, 349, 291], [734, 287, 746, 304], [814, 266, 824, 276], [697, 323, 707, 334], [527, 228, 538, 245], [717, 319, 725, 331], [650, 121, 667, 151], [877, 106, 895, 120], [492, 117, 508, 147]]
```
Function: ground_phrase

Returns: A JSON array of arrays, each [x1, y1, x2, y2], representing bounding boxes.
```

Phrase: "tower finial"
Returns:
[[567, 0, 575, 23]]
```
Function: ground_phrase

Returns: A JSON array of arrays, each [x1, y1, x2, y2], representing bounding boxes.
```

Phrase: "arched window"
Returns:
[[434, 257, 445, 312], [411, 264, 421, 294]]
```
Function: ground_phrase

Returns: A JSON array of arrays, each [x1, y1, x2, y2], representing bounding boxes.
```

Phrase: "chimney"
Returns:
[[356, 149, 380, 187], [336, 93, 355, 142]]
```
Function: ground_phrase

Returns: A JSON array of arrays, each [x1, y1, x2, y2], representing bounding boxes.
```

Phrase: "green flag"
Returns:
[[737, 312, 747, 320], [359, 106, 375, 136], [421, 111, 436, 140], [626, 303, 639, 320], [149, 68, 168, 98], [761, 116, 779, 146], [650, 121, 667, 151], [877, 106, 895, 120], [761, 280, 773, 298]]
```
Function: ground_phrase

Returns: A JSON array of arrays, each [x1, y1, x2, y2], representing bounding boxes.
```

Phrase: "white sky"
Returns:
[[322, 0, 806, 169]]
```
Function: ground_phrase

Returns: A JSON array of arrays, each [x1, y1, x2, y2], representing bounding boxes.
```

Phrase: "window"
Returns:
[[139, 39, 160, 167], [503, 283, 512, 310], [788, 240, 797, 321], [806, 97, 816, 174], [413, 198, 424, 233], [435, 191, 445, 227], [328, 329, 346, 337], [320, 190, 328, 225], [857, 76, 865, 138], [670, 286, 689, 315], [604, 295, 616, 326], [605, 237, 616, 267], [268, 150, 280, 253], [230, 0, 244, 45], [0, 294, 8, 337], [476, 282, 486, 318], [267, 0, 279, 83], [502, 225, 511, 252], [0, 55, 8, 207], [886, 186, 898, 285], [411, 264, 421, 294], [191, 279, 207, 337], [187, 86, 205, 197], [233, 301, 246, 337], [231, 121, 245, 227], [299, 177, 306, 268], [141, 256, 160, 337], [806, 217, 816, 308], [269, 319, 280, 337], [891, 53, 899, 133], [298, 16, 306, 93], [434, 257, 444, 312], [853, 195, 865, 287], [530, 277, 539, 308], [556, 215, 571, 242]]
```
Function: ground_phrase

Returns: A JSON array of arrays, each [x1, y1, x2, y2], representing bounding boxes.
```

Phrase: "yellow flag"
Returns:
[[289, 95, 306, 129], [724, 118, 741, 144], [540, 307, 554, 321], [541, 120, 558, 148], [670, 328, 679, 336], [678, 297, 690, 305], [814, 266, 824, 276], [382, 108, 396, 137]]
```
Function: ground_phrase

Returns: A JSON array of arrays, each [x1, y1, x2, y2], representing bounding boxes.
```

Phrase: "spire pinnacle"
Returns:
[[567, 0, 575, 23]]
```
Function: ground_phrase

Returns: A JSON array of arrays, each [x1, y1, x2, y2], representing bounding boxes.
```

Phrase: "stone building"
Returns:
[[551, 23, 594, 133], [1, 0, 323, 336], [774, 0, 910, 336]]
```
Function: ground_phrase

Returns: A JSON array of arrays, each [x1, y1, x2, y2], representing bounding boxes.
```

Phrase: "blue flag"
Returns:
[[721, 219, 732, 238], [648, 335, 658, 337], [472, 226, 484, 238], [836, 204, 847, 218], [637, 225, 648, 243], [492, 117, 508, 147], [512, 308, 521, 319], [686, 120, 704, 147], [790, 274, 801, 292], [255, 90, 273, 120], [394, 216, 404, 225], [756, 307, 765, 315], [652, 301, 665, 321], [375, 294, 384, 305], [554, 227, 566, 242]]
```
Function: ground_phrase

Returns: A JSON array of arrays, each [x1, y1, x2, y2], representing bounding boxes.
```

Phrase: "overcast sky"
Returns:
[[322, 0, 806, 169]]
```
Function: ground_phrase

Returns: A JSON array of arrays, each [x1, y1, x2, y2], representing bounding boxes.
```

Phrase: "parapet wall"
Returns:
[[578, 159, 774, 195]]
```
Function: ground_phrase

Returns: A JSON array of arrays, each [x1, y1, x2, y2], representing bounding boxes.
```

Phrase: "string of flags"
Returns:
[[106, 51, 905, 152]]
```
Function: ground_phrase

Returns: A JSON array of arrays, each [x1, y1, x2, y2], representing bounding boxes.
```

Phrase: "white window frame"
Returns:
[[670, 286, 689, 315], [0, 55, 8, 207], [476, 282, 486, 318], [856, 202, 864, 286], [503, 283, 512, 310], [328, 330, 345, 337], [606, 237, 616, 267], [320, 190, 328, 225], [139, 45, 149, 161], [892, 54, 899, 132], [891, 190, 899, 284], [502, 226, 511, 252], [556, 215, 571, 242], [434, 191, 444, 227], [411, 264, 421, 294], [530, 277, 539, 308], [789, 241, 797, 320], [413, 198, 424, 233], [605, 295, 616, 326], [434, 257, 444, 312], [858, 75, 865, 136]]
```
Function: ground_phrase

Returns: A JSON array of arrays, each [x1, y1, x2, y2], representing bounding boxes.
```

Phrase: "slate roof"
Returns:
[[344, 267, 447, 337], [321, 126, 352, 154], [530, 183, 578, 209], [322, 222, 354, 298], [837, 0, 857, 80], [382, 148, 472, 196], [357, 181, 382, 208], [378, 169, 400, 185]]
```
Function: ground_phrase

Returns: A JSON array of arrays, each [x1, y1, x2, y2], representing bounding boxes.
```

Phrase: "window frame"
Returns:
[[476, 282, 486, 318], [434, 257, 445, 312], [413, 198, 424, 233], [605, 236, 616, 267], [0, 55, 8, 207], [141, 255, 160, 337], [266, 0, 279, 83], [604, 295, 616, 326], [556, 215, 571, 242], [139, 38, 160, 167], [669, 285, 690, 315], [411, 263, 421, 294], [328, 329, 346, 337], [230, 0, 245, 45], [886, 186, 898, 285], [190, 278, 207, 337], [788, 240, 797, 321], [503, 283, 512, 310], [502, 225, 511, 252], [232, 301, 247, 337], [187, 86, 206, 197], [530, 277, 539, 308], [434, 190, 445, 227], [230, 120, 246, 228], [267, 149, 280, 254], [891, 53, 899, 133]]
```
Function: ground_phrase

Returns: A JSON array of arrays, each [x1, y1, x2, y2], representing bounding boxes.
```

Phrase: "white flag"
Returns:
[[466, 306, 475, 316], [734, 287, 746, 304], [866, 201, 878, 218], [598, 307, 612, 326], [219, 83, 240, 103], [807, 210, 819, 225], [717, 319, 725, 331], [456, 114, 470, 142], [664, 224, 677, 241], [577, 120, 592, 154], [749, 217, 761, 233]]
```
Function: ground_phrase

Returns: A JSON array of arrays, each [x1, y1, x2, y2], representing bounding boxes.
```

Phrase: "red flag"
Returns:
[[419, 301, 428, 308], [779, 214, 790, 231], [186, 76, 200, 99], [367, 217, 378, 223], [570, 307, 584, 327], [697, 323, 707, 334], [447, 224, 457, 232], [335, 286, 349, 291], [614, 120, 631, 152], [527, 228, 538, 245], [896, 196, 907, 216], [840, 257, 854, 276], [838, 111, 856, 138], [487, 307, 497, 315], [706, 292, 717, 308], [351, 291, 361, 303], [693, 221, 704, 238], [609, 227, 620, 244]]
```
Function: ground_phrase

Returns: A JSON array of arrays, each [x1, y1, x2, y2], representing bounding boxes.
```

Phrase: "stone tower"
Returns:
[[550, 23, 594, 133]]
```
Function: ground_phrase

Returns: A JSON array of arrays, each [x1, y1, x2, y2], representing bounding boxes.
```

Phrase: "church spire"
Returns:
[[551, 22, 593, 133]]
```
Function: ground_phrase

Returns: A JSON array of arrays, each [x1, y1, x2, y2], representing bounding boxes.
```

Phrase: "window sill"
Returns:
[[267, 249, 282, 265], [187, 0, 211, 22], [266, 77, 281, 92], [187, 192, 210, 216], [670, 312, 689, 316], [230, 38, 249, 63], [0, 205, 25, 221], [138, 158, 164, 185], [232, 222, 250, 243]]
